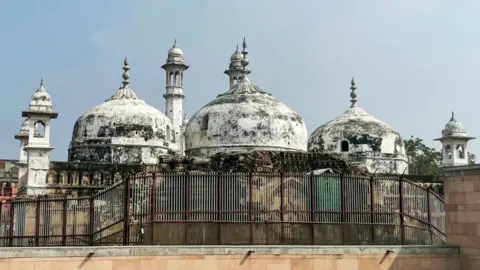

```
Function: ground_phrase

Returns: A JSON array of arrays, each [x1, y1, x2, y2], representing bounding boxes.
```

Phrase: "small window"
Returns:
[[341, 140, 349, 152], [456, 144, 465, 159], [445, 145, 452, 159], [201, 114, 209, 130]]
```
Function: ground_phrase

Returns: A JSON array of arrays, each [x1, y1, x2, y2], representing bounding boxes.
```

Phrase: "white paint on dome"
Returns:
[[185, 77, 307, 157], [308, 83, 408, 174], [69, 86, 179, 164]]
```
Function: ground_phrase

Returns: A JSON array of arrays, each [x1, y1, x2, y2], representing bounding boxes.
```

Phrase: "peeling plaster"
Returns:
[[308, 106, 408, 174], [69, 97, 179, 164], [185, 79, 308, 157]]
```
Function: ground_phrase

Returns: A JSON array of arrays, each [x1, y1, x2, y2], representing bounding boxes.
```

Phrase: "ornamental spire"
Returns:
[[122, 58, 130, 88], [450, 111, 456, 121], [240, 37, 250, 80], [350, 77, 357, 107]]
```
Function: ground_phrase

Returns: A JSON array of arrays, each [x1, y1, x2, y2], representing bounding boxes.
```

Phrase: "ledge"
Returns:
[[0, 245, 460, 258]]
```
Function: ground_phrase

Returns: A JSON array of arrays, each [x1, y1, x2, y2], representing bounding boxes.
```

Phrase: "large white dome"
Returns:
[[184, 77, 308, 157], [69, 60, 178, 164], [308, 79, 408, 174]]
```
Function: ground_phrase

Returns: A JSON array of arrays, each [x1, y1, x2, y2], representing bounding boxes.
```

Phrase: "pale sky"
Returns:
[[1, 0, 479, 161]]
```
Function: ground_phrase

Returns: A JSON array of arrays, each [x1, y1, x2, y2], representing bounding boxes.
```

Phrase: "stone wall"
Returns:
[[0, 245, 460, 270], [444, 164, 480, 269]]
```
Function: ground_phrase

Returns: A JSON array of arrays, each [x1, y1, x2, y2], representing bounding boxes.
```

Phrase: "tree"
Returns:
[[469, 152, 477, 165], [404, 136, 477, 176], [404, 136, 442, 176]]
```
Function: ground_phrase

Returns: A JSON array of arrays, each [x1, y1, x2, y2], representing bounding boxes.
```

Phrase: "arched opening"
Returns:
[[340, 140, 349, 152], [201, 114, 209, 130], [169, 72, 174, 86], [445, 145, 452, 159], [456, 144, 465, 159], [233, 77, 237, 85], [175, 72, 180, 86], [166, 126, 171, 141], [34, 121, 45, 138]]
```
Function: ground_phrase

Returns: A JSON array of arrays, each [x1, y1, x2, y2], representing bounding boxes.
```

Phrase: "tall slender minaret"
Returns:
[[15, 118, 35, 189], [161, 40, 189, 145], [224, 37, 251, 89], [22, 78, 58, 196]]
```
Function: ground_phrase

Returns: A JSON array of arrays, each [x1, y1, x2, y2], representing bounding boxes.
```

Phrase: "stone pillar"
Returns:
[[444, 164, 480, 269]]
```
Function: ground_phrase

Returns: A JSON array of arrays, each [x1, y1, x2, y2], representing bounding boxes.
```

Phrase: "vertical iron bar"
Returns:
[[217, 172, 222, 244], [399, 177, 405, 245], [62, 198, 67, 246], [427, 189, 432, 244], [122, 174, 131, 245], [340, 173, 345, 245], [89, 196, 94, 245], [249, 172, 254, 245], [310, 172, 316, 244], [150, 172, 156, 245], [370, 177, 375, 244], [8, 201, 14, 247], [34, 200, 40, 246], [184, 172, 190, 244], [280, 172, 285, 244]]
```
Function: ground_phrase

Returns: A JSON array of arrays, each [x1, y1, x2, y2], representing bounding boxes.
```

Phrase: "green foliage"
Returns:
[[404, 136, 477, 176], [468, 152, 477, 165], [404, 136, 442, 176]]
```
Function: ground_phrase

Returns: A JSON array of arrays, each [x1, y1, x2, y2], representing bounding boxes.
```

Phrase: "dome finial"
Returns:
[[350, 77, 358, 107], [451, 111, 456, 121], [236, 44, 239, 52], [122, 57, 130, 88], [240, 37, 250, 79], [36, 77, 46, 92], [173, 39, 177, 48]]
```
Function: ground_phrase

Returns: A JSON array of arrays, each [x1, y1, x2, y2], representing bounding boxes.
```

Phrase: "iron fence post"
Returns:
[[399, 177, 405, 245], [122, 174, 131, 245], [340, 173, 345, 245], [310, 172, 315, 244], [217, 172, 222, 244], [370, 177, 375, 244], [150, 172, 156, 245], [34, 199, 40, 246], [62, 198, 67, 246], [427, 189, 433, 244], [184, 171, 190, 244], [280, 172, 285, 244], [249, 172, 254, 245], [89, 196, 94, 245], [8, 201, 14, 247]]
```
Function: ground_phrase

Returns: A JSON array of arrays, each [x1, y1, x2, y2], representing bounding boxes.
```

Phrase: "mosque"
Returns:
[[10, 38, 476, 196]]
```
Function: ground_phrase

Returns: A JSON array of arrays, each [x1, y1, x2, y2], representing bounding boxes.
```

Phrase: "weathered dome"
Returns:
[[165, 40, 184, 65], [184, 77, 308, 157], [69, 59, 178, 164], [29, 78, 53, 112], [308, 79, 408, 174], [168, 46, 183, 57], [442, 112, 468, 137]]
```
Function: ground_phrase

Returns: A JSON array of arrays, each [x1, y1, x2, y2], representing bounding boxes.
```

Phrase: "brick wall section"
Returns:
[[444, 165, 480, 269]]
